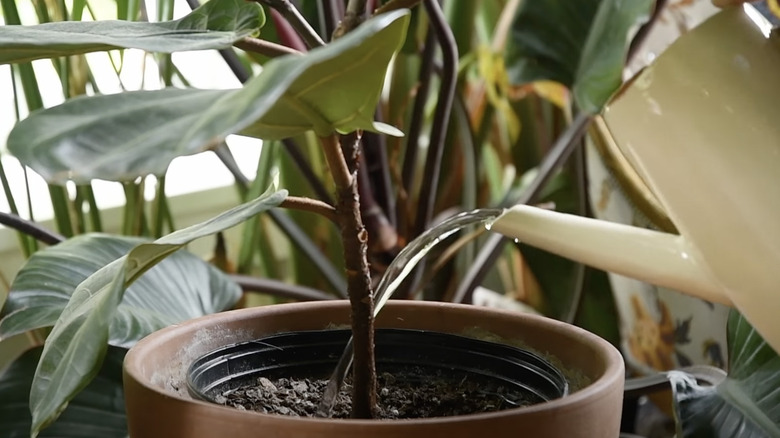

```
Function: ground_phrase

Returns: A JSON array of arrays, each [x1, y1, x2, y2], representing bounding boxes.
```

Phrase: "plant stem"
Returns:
[[281, 139, 333, 203], [373, 0, 421, 15], [321, 136, 354, 190], [412, 0, 457, 236], [332, 0, 366, 39], [257, 0, 325, 48], [279, 196, 337, 223], [267, 209, 348, 297], [399, 28, 435, 233], [0, 212, 64, 245], [234, 38, 303, 58], [229, 274, 335, 301], [361, 110, 396, 227], [320, 0, 342, 40], [320, 134, 377, 419]]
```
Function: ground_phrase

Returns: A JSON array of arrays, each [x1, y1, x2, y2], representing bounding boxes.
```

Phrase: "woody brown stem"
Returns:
[[319, 134, 378, 418]]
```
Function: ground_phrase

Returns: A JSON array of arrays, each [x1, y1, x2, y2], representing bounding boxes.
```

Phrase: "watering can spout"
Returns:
[[490, 205, 732, 306]]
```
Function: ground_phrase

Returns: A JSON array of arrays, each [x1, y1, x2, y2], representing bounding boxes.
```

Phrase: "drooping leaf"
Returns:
[[669, 310, 780, 437], [0, 233, 241, 348], [28, 186, 286, 436], [8, 10, 410, 184], [505, 0, 653, 113], [0, 0, 265, 65], [0, 346, 126, 438]]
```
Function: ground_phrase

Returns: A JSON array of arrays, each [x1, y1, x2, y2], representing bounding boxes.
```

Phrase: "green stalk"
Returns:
[[72, 0, 86, 20], [443, 0, 476, 56], [4, 0, 76, 238], [5, 61, 37, 256], [78, 185, 103, 232], [0, 157, 36, 257], [47, 185, 75, 237], [157, 0, 175, 85], [122, 182, 141, 235], [238, 143, 278, 274], [151, 176, 167, 238]]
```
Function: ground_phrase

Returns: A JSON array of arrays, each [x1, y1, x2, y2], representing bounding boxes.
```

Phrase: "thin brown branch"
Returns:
[[256, 0, 325, 48], [279, 196, 337, 223], [373, 0, 421, 15], [234, 37, 303, 58]]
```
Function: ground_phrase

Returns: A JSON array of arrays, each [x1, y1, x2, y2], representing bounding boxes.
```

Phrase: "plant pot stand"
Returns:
[[124, 301, 624, 438]]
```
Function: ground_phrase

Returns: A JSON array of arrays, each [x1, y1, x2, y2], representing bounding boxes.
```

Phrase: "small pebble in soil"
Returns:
[[216, 366, 535, 419]]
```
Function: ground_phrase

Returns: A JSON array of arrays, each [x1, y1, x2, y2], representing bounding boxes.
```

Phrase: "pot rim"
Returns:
[[124, 300, 624, 426]]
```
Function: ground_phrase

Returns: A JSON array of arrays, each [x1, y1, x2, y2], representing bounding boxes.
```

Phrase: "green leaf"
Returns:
[[505, 0, 653, 113], [669, 310, 780, 437], [505, 0, 600, 88], [27, 186, 286, 436], [0, 346, 126, 438], [574, 0, 654, 113], [0, 0, 265, 64], [0, 234, 241, 348], [8, 10, 410, 184]]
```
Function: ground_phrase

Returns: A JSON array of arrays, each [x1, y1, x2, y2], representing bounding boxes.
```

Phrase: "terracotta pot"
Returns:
[[124, 301, 624, 438]]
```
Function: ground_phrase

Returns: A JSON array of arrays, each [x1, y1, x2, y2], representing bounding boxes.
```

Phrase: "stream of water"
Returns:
[[315, 208, 503, 417]]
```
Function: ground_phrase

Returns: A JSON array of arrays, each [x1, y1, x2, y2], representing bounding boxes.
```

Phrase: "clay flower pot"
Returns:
[[124, 301, 624, 437]]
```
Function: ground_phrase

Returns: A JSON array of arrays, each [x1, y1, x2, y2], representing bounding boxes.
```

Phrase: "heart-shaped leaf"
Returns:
[[0, 0, 265, 65], [28, 186, 285, 436], [0, 346, 126, 438], [0, 233, 241, 348], [669, 310, 780, 437], [8, 10, 409, 184], [505, 0, 654, 113]]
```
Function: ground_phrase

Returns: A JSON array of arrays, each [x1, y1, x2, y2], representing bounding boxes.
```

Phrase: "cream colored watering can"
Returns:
[[492, 5, 780, 352]]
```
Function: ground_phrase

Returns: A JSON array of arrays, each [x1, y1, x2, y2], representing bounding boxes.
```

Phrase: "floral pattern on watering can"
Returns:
[[586, 0, 731, 376], [585, 139, 729, 375]]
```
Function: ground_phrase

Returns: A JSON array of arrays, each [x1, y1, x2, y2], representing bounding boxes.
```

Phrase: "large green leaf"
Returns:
[[0, 0, 265, 65], [505, 0, 654, 113], [8, 10, 409, 184], [669, 310, 780, 437], [505, 0, 600, 88], [28, 186, 286, 436], [0, 346, 126, 438], [0, 234, 241, 348]]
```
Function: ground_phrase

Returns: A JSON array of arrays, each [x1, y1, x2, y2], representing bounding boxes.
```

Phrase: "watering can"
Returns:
[[491, 4, 780, 352]]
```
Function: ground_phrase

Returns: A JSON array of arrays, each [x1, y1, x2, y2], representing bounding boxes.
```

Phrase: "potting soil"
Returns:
[[215, 365, 535, 419]]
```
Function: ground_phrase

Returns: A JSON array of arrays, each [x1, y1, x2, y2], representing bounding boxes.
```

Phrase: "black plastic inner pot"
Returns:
[[187, 328, 569, 409]]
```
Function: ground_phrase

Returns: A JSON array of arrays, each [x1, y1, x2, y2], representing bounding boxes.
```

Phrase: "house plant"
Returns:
[[1, 0, 778, 437]]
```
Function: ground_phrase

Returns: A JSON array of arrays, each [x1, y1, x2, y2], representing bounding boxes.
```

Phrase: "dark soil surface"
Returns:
[[215, 366, 536, 419]]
